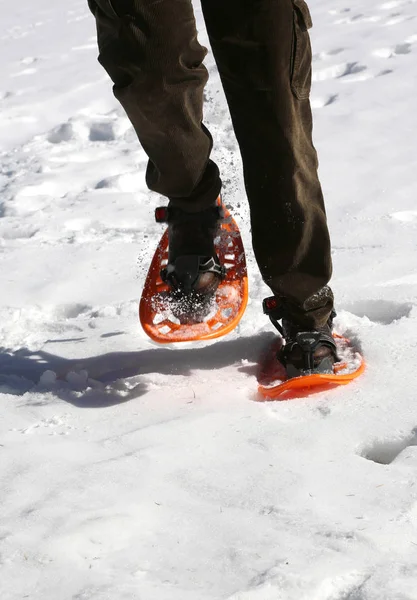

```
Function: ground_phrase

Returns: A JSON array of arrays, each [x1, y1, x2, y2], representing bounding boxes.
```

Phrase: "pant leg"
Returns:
[[201, 0, 334, 327], [87, 0, 221, 212]]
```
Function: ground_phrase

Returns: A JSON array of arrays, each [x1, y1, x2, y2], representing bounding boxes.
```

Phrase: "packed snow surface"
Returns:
[[1, 1, 417, 598]]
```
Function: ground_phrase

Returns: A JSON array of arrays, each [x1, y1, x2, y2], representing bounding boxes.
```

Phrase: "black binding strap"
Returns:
[[263, 295, 337, 375], [161, 255, 225, 293]]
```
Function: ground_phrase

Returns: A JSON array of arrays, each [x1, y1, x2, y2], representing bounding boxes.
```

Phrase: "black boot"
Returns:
[[155, 200, 225, 321], [263, 296, 338, 378]]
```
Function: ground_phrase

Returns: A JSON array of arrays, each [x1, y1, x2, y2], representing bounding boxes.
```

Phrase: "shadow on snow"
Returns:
[[0, 332, 275, 407]]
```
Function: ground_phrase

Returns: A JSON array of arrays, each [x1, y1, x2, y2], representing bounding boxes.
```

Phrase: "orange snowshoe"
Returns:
[[258, 296, 365, 400], [257, 333, 365, 400], [139, 201, 248, 343]]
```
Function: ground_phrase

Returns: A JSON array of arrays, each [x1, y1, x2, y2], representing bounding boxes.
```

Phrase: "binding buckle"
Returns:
[[263, 296, 285, 335], [263, 296, 280, 315], [293, 331, 322, 372], [155, 206, 168, 223]]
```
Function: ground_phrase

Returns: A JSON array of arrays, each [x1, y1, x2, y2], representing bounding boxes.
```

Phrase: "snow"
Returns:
[[1, 0, 417, 598]]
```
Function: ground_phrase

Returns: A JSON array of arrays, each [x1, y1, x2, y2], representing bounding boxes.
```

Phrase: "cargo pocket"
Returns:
[[290, 0, 313, 100]]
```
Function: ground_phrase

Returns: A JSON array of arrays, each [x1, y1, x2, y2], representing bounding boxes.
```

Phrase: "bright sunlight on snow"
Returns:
[[1, 1, 417, 599]]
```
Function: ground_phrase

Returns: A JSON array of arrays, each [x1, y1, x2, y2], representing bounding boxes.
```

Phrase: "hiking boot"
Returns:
[[263, 296, 338, 378], [155, 199, 225, 320]]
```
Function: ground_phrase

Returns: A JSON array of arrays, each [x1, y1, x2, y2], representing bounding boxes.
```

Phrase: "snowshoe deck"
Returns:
[[258, 334, 365, 400], [139, 206, 248, 343]]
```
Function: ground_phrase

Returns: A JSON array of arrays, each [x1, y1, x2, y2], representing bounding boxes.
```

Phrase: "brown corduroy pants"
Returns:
[[88, 0, 334, 327]]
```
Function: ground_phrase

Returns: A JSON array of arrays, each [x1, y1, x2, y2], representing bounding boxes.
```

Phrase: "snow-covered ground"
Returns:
[[1, 0, 417, 598]]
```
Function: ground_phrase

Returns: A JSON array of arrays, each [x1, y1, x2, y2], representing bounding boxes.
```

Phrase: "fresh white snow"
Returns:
[[1, 0, 417, 598]]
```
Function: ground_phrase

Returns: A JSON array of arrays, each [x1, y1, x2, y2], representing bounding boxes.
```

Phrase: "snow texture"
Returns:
[[1, 0, 417, 598]]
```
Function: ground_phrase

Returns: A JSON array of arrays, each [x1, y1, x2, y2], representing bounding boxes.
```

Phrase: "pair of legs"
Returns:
[[88, 0, 334, 329]]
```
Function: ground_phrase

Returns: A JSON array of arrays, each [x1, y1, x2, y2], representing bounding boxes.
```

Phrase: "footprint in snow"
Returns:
[[359, 428, 417, 465], [20, 56, 38, 66], [373, 43, 412, 57], [385, 13, 413, 24], [95, 172, 145, 193], [47, 122, 75, 144], [0, 223, 39, 241], [328, 8, 351, 15], [47, 118, 118, 144], [89, 121, 116, 142], [52, 303, 93, 320], [344, 299, 413, 324], [312, 62, 370, 83], [311, 94, 338, 109]]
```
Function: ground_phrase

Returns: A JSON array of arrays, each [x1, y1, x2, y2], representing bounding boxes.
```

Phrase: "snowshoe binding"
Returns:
[[140, 197, 248, 343], [258, 296, 365, 400], [158, 202, 225, 323]]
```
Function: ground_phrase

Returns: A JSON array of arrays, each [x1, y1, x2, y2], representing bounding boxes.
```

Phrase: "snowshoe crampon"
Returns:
[[139, 205, 248, 343], [257, 334, 365, 400]]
